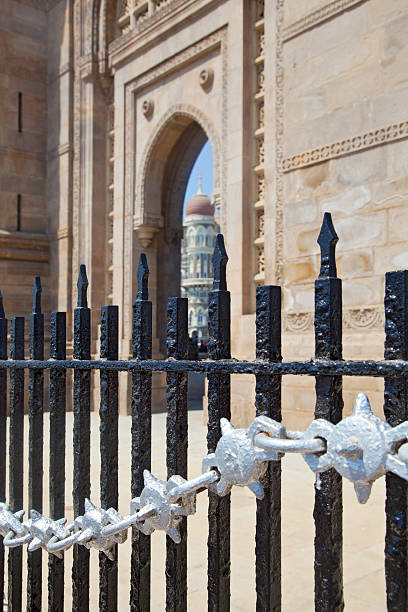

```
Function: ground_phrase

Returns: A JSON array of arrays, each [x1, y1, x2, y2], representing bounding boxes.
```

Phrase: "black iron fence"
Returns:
[[0, 213, 407, 610]]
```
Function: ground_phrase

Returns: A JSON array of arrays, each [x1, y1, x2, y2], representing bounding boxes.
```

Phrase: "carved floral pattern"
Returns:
[[258, 139, 264, 165], [257, 31, 265, 58], [257, 175, 265, 201], [257, 212, 264, 238], [257, 65, 265, 94], [283, 121, 408, 172], [285, 307, 384, 333], [285, 312, 313, 333], [258, 103, 264, 129], [257, 247, 265, 275], [256, 0, 264, 21]]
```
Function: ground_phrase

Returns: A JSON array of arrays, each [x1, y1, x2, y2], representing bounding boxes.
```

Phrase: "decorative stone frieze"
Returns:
[[282, 121, 408, 173], [284, 307, 385, 333]]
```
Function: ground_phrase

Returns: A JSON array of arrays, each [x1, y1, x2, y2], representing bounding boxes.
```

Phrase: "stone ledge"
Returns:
[[0, 231, 49, 263]]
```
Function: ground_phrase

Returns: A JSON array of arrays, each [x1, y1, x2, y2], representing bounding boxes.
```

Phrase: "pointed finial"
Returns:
[[0, 291, 4, 319], [317, 212, 338, 278], [353, 393, 372, 417], [137, 254, 149, 300], [212, 234, 228, 291], [32, 276, 42, 314], [77, 264, 88, 308], [197, 173, 203, 195]]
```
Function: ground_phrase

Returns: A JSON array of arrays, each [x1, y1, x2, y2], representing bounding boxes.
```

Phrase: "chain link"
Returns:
[[1, 393, 408, 558]]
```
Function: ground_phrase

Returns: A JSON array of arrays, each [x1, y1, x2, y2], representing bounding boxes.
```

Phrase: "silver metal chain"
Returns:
[[2, 392, 408, 559]]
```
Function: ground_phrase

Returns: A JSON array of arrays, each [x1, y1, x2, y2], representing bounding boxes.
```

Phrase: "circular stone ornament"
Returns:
[[199, 68, 214, 90], [142, 99, 154, 119]]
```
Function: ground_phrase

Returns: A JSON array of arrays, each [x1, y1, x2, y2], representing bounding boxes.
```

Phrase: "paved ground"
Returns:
[[14, 404, 386, 610]]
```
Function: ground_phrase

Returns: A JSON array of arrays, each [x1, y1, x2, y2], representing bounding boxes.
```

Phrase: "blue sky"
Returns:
[[183, 140, 213, 218]]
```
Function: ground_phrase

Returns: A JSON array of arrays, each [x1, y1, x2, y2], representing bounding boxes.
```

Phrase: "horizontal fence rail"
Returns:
[[2, 358, 408, 376], [0, 212, 406, 611]]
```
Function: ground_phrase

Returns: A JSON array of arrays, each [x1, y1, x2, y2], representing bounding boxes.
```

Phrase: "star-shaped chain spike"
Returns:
[[0, 503, 25, 538], [202, 416, 285, 499], [23, 510, 70, 559], [131, 470, 197, 543], [73, 499, 127, 560]]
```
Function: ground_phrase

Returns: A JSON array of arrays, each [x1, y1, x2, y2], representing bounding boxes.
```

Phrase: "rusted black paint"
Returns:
[[99, 305, 119, 611], [314, 213, 344, 612], [317, 212, 338, 279], [166, 297, 188, 612], [0, 295, 7, 610], [9, 317, 24, 612], [255, 285, 282, 612], [131, 254, 152, 612], [6, 358, 408, 378], [48, 312, 66, 612], [73, 266, 91, 612], [384, 270, 408, 611], [1, 226, 408, 610], [27, 278, 44, 612], [207, 239, 231, 612]]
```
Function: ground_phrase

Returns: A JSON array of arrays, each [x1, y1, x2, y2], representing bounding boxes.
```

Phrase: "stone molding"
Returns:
[[0, 231, 49, 263], [135, 102, 222, 223], [47, 143, 73, 161], [282, 121, 408, 173], [284, 307, 384, 333], [283, 0, 366, 42], [47, 62, 72, 85], [57, 227, 71, 240]]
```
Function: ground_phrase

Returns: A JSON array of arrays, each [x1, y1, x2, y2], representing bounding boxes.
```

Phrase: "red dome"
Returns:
[[185, 193, 214, 217]]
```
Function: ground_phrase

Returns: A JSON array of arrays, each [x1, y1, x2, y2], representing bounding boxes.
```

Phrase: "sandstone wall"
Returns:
[[0, 0, 49, 319]]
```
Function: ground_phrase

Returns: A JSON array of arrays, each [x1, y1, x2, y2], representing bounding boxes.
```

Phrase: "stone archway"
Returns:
[[136, 106, 220, 354]]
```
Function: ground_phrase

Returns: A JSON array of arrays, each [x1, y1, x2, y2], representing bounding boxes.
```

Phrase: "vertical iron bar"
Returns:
[[99, 305, 119, 611], [314, 213, 344, 611], [27, 278, 44, 611], [207, 234, 231, 612], [48, 312, 66, 611], [384, 270, 408, 610], [0, 293, 7, 610], [130, 254, 152, 611], [8, 316, 24, 612], [72, 265, 91, 612], [166, 297, 188, 612], [255, 285, 282, 611]]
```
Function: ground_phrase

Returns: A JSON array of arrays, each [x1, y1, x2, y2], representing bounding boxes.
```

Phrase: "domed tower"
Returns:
[[181, 178, 219, 343]]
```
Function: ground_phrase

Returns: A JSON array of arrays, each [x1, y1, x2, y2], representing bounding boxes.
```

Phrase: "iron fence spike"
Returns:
[[77, 264, 88, 308], [317, 212, 338, 278], [136, 253, 149, 301], [32, 276, 42, 314], [212, 233, 228, 291]]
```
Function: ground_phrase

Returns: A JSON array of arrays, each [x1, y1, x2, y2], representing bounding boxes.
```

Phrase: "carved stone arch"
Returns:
[[135, 104, 221, 353], [136, 103, 222, 224]]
